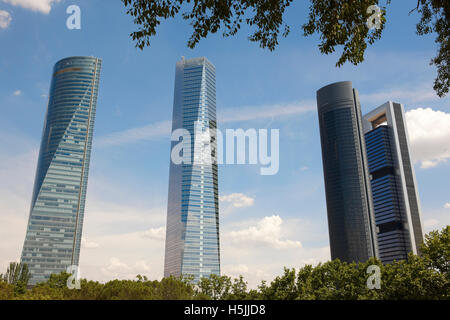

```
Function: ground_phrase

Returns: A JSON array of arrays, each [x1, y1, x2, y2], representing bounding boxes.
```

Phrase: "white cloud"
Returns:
[[96, 120, 171, 147], [100, 257, 151, 279], [228, 215, 302, 249], [80, 227, 166, 282], [424, 219, 439, 228], [0, 10, 12, 28], [78, 177, 167, 282], [13, 90, 21, 96], [86, 82, 450, 150], [140, 226, 165, 241], [0, 133, 330, 286], [2, 0, 62, 14], [224, 215, 331, 288], [0, 129, 168, 282], [0, 129, 329, 288], [221, 215, 330, 288], [405, 108, 450, 168], [360, 85, 439, 106], [444, 203, 450, 209], [421, 208, 450, 233], [83, 199, 165, 235], [221, 264, 272, 287], [220, 193, 254, 208], [219, 100, 315, 123], [95, 101, 315, 147], [0, 144, 38, 274], [224, 264, 249, 274], [81, 238, 99, 249]]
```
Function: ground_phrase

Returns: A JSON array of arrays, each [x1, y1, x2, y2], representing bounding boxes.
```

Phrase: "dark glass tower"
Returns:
[[316, 81, 378, 263], [363, 102, 423, 263], [21, 56, 102, 285], [164, 57, 220, 282]]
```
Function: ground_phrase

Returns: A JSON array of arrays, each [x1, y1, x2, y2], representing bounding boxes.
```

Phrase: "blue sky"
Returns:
[[0, 0, 449, 287]]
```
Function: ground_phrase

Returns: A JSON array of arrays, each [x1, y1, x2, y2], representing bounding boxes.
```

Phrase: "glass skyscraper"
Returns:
[[363, 102, 423, 263], [316, 81, 378, 263], [20, 56, 102, 285], [164, 57, 220, 282]]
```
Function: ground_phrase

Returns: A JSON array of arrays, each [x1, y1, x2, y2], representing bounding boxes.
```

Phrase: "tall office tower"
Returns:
[[21, 56, 102, 285], [363, 102, 423, 263], [164, 57, 220, 282], [316, 81, 378, 263]]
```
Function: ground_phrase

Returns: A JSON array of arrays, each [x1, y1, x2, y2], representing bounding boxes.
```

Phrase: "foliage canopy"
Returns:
[[1, 226, 448, 300], [122, 0, 449, 97]]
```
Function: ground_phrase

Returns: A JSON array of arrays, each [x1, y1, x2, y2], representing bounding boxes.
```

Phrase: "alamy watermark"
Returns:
[[366, 265, 381, 290], [66, 264, 81, 289], [64, 263, 380, 290], [366, 4, 382, 30], [66, 5, 81, 30], [65, 4, 381, 31], [171, 121, 279, 175]]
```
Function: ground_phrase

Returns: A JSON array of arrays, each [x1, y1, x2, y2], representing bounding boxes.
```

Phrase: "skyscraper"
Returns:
[[21, 56, 102, 285], [316, 81, 378, 263], [164, 57, 220, 282], [363, 102, 423, 263]]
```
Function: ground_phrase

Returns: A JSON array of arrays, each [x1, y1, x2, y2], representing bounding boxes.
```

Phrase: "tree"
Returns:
[[122, 0, 448, 97], [229, 275, 251, 299], [0, 281, 14, 300], [33, 272, 70, 289], [259, 267, 298, 300], [1, 227, 448, 300], [155, 275, 196, 299], [412, 0, 449, 97], [97, 279, 157, 300], [197, 274, 232, 299], [196, 274, 256, 299], [420, 225, 449, 276], [258, 259, 383, 300], [258, 227, 449, 300], [1, 262, 30, 296], [380, 253, 448, 299]]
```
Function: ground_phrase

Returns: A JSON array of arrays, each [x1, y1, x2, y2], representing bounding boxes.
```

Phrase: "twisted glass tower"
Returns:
[[21, 56, 102, 285], [164, 57, 220, 282], [316, 81, 378, 263]]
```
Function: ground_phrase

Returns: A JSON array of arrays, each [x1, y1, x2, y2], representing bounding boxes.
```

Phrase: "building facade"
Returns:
[[363, 102, 423, 263], [164, 57, 220, 282], [21, 56, 102, 285], [316, 81, 378, 263]]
